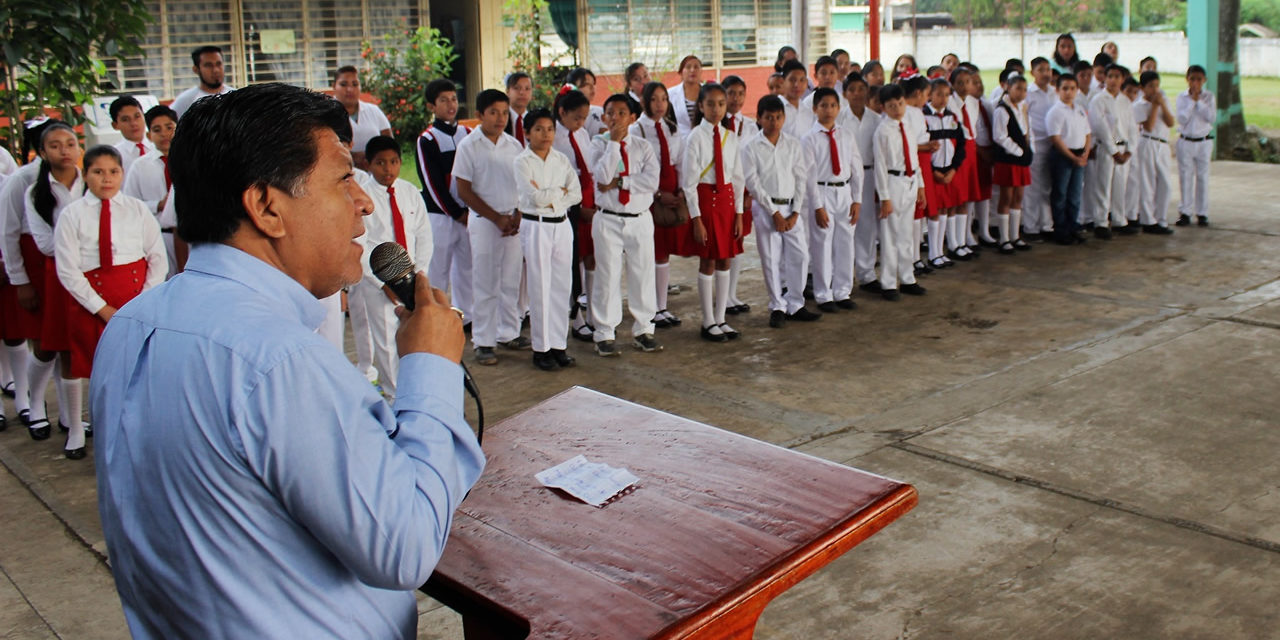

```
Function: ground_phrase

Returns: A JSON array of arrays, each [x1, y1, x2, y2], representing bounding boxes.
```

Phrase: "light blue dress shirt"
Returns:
[[91, 243, 485, 639]]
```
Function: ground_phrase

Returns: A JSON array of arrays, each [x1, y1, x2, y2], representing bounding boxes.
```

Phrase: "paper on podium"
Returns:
[[535, 455, 638, 507]]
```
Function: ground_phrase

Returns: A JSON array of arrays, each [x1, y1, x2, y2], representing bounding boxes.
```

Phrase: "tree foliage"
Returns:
[[359, 25, 458, 146], [505, 0, 572, 110], [1241, 0, 1280, 32], [0, 0, 152, 161]]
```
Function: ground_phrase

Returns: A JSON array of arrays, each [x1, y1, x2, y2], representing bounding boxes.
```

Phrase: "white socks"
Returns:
[[713, 270, 730, 325], [582, 269, 594, 324], [3, 343, 31, 413], [945, 215, 959, 251], [998, 212, 1011, 243], [974, 200, 996, 242], [927, 217, 945, 260], [727, 257, 743, 307], [1009, 209, 1023, 241], [956, 213, 970, 248], [655, 262, 670, 311], [698, 273, 715, 328], [26, 355, 55, 421], [62, 378, 85, 450], [913, 219, 923, 261]]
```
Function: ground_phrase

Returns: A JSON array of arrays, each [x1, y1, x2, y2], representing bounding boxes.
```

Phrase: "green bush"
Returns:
[[360, 25, 458, 145]]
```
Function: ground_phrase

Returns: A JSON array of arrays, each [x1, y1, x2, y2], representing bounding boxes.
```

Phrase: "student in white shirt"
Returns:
[[968, 68, 999, 245], [416, 79, 473, 328], [1175, 65, 1215, 227], [108, 97, 154, 173], [54, 146, 166, 458], [332, 65, 392, 169], [991, 74, 1034, 253], [625, 63, 651, 106], [848, 74, 886, 291], [1046, 75, 1093, 245], [668, 55, 703, 138], [779, 60, 815, 139], [872, 84, 927, 300], [1021, 58, 1058, 239], [505, 72, 534, 147], [454, 89, 529, 366], [553, 88, 603, 340], [514, 109, 582, 370], [591, 94, 662, 355], [722, 74, 758, 316], [923, 79, 970, 265], [1134, 71, 1176, 233], [350, 136, 434, 397], [0, 146, 16, 178], [900, 74, 939, 272], [1087, 64, 1135, 238], [169, 46, 235, 120], [123, 105, 180, 276], [1122, 77, 1145, 227], [803, 87, 862, 311], [801, 57, 850, 123], [565, 67, 607, 135], [743, 95, 821, 328]]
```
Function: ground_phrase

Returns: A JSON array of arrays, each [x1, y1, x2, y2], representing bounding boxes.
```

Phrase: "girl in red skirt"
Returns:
[[552, 87, 600, 341], [22, 122, 82, 445], [630, 81, 690, 329], [948, 66, 987, 249], [991, 73, 1034, 254], [899, 73, 939, 273], [970, 70, 998, 246], [53, 146, 166, 458], [923, 78, 969, 269], [680, 83, 745, 342]]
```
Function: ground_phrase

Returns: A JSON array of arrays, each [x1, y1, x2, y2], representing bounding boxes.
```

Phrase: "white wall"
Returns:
[[828, 28, 1280, 77]]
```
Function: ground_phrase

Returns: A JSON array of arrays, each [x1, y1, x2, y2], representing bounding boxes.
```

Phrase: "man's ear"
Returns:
[[240, 184, 288, 239]]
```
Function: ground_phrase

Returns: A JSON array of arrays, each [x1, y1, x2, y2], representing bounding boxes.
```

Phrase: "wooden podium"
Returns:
[[422, 387, 916, 639]]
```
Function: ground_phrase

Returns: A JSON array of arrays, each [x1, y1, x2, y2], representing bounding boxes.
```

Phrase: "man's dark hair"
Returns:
[[424, 78, 456, 105], [364, 135, 399, 161], [523, 108, 554, 133], [475, 89, 509, 114], [1139, 71, 1160, 87], [1005, 58, 1025, 71], [191, 45, 222, 67], [333, 65, 359, 85], [831, 48, 849, 60], [170, 83, 351, 245], [1122, 77, 1139, 90], [144, 105, 178, 128], [780, 59, 807, 78], [505, 71, 531, 90], [811, 87, 839, 108], [564, 67, 595, 86], [603, 93, 640, 116], [1140, 56, 1156, 67], [1106, 63, 1129, 77], [814, 55, 838, 73], [757, 94, 785, 116], [109, 96, 143, 123], [878, 83, 905, 104]]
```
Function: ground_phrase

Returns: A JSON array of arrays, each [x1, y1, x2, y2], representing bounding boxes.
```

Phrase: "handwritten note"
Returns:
[[535, 455, 638, 507]]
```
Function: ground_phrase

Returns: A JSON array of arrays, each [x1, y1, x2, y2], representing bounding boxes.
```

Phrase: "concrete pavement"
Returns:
[[2, 160, 1277, 639]]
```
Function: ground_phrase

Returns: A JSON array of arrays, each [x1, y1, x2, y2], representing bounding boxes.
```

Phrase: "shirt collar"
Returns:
[[182, 243, 328, 330]]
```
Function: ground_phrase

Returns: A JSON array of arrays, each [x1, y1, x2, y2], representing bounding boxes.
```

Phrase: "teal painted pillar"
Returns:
[[1187, 0, 1221, 92], [1187, 0, 1246, 159]]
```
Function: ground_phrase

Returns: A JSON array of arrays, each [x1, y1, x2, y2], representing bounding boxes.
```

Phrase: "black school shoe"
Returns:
[[769, 310, 787, 328], [836, 298, 857, 310], [532, 351, 559, 371], [1197, 216, 1209, 227], [1115, 224, 1139, 235], [1143, 224, 1174, 235], [1094, 226, 1114, 240], [859, 281, 883, 294], [817, 301, 839, 313], [787, 307, 822, 322], [901, 283, 927, 296], [1175, 214, 1192, 226], [64, 446, 86, 460], [551, 349, 576, 367], [28, 419, 51, 441], [881, 289, 902, 301]]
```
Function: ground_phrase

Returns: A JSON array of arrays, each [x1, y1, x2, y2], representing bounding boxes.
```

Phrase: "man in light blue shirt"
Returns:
[[90, 83, 485, 639]]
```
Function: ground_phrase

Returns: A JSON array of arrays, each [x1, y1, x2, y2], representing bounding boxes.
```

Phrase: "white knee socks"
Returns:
[[698, 273, 715, 328], [975, 200, 996, 242], [927, 217, 945, 260], [913, 219, 923, 261], [713, 270, 730, 325], [62, 378, 85, 450], [26, 355, 55, 421], [1009, 209, 1023, 241], [998, 212, 1011, 243], [655, 262, 670, 311], [3, 343, 31, 413], [956, 213, 970, 248], [727, 256, 743, 307]]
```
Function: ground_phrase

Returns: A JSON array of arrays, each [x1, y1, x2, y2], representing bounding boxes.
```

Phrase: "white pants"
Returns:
[[317, 292, 344, 351], [1088, 150, 1129, 227], [879, 177, 919, 290], [1125, 143, 1143, 222], [349, 280, 399, 398], [1138, 136, 1173, 226], [346, 283, 378, 382], [808, 183, 856, 303], [753, 201, 809, 314], [161, 231, 177, 279], [1023, 141, 1054, 233], [469, 212, 524, 348], [854, 168, 879, 285], [591, 211, 657, 341], [428, 213, 474, 321], [519, 218, 573, 352], [1177, 138, 1212, 217]]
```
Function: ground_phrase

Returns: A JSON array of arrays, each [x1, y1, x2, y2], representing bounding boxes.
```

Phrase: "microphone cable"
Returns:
[[460, 362, 484, 445]]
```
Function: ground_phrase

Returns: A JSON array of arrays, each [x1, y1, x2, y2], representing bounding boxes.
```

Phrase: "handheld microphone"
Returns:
[[369, 242, 484, 442]]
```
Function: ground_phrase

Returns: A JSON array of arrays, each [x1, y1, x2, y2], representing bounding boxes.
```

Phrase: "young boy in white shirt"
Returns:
[[505, 72, 534, 147], [742, 95, 821, 328], [1087, 64, 1135, 238], [417, 79, 473, 329], [1175, 65, 1215, 227], [850, 75, 886, 292], [123, 105, 179, 276], [1046, 75, 1093, 245], [873, 84, 927, 300], [1133, 71, 1175, 233], [723, 75, 757, 316], [454, 89, 530, 365], [779, 60, 815, 139], [803, 87, 862, 312], [109, 97, 154, 173], [1023, 57, 1058, 240], [801, 57, 849, 120], [350, 136, 434, 397]]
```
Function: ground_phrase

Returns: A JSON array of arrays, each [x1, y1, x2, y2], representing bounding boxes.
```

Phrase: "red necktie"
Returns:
[[161, 155, 171, 190], [136, 142, 146, 156], [899, 122, 914, 177], [712, 125, 725, 186], [961, 104, 975, 138], [515, 115, 525, 146], [656, 122, 671, 168], [99, 198, 113, 268], [568, 131, 595, 209], [386, 186, 407, 249], [618, 140, 630, 205], [825, 128, 841, 176]]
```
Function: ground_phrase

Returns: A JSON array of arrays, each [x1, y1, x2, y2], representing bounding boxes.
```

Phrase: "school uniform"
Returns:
[[1087, 90, 1132, 229], [554, 122, 602, 332], [122, 151, 177, 276], [630, 115, 690, 259], [972, 97, 997, 241], [1176, 89, 1215, 220], [113, 138, 155, 174], [25, 170, 85, 353], [348, 101, 393, 157], [668, 85, 699, 138], [906, 105, 934, 267], [947, 94, 980, 206], [992, 97, 1033, 187], [1133, 95, 1174, 227], [682, 120, 746, 337], [452, 129, 525, 350], [349, 177, 432, 400], [782, 97, 816, 139], [514, 147, 581, 354], [853, 108, 883, 286], [1022, 82, 1058, 235], [924, 104, 969, 260], [1113, 93, 1141, 224], [53, 192, 166, 378], [0, 163, 44, 340], [804, 121, 862, 304], [0, 148, 17, 178], [727, 112, 759, 264], [873, 117, 922, 292], [1045, 100, 1091, 242], [507, 108, 530, 147], [801, 91, 850, 123], [591, 131, 660, 342], [741, 130, 810, 315], [416, 120, 473, 322]]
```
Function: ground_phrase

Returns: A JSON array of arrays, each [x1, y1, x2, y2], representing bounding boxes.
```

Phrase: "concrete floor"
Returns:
[[2, 160, 1278, 639]]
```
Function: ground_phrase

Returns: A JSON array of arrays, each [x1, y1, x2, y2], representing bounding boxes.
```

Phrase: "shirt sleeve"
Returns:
[[729, 137, 745, 215], [791, 139, 810, 214], [1090, 96, 1117, 155], [54, 206, 107, 313], [140, 203, 169, 288], [25, 187, 55, 256], [804, 135, 822, 211], [408, 189, 434, 270], [874, 128, 893, 203], [992, 107, 1022, 157], [514, 155, 557, 210], [450, 140, 476, 183], [372, 104, 392, 132], [558, 154, 582, 212], [1, 176, 29, 285], [416, 134, 466, 219], [626, 139, 661, 198], [679, 132, 703, 217], [741, 141, 771, 210], [242, 348, 485, 591], [845, 132, 864, 198], [1175, 94, 1193, 128]]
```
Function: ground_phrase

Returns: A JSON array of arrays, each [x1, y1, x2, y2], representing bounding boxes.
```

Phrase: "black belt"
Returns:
[[520, 212, 566, 223], [769, 197, 793, 206], [1182, 134, 1214, 142], [887, 170, 913, 177], [1116, 141, 1128, 147], [863, 164, 873, 170], [161, 227, 176, 233], [817, 180, 846, 187], [601, 208, 641, 218], [1142, 134, 1168, 144], [1068, 148, 1085, 155]]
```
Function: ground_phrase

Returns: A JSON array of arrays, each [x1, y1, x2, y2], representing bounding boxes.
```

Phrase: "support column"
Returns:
[[1188, 0, 1246, 159], [792, 0, 809, 61]]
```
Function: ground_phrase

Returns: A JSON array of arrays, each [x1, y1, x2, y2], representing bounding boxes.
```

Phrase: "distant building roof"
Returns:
[[1239, 23, 1277, 38]]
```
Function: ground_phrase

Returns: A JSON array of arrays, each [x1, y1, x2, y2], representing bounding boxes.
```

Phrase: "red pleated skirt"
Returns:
[[66, 259, 147, 378], [958, 138, 980, 203], [40, 256, 72, 353], [2, 235, 46, 340], [917, 151, 936, 219], [993, 162, 1032, 187], [975, 146, 994, 200], [687, 183, 739, 260]]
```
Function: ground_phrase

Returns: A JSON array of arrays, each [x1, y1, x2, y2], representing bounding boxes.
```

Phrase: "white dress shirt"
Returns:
[[123, 152, 170, 217], [668, 84, 700, 138], [729, 112, 759, 141], [591, 133, 660, 213], [1, 162, 40, 285], [1114, 93, 1140, 151], [1025, 82, 1058, 142], [553, 122, 599, 205], [585, 105, 606, 136], [25, 169, 84, 256], [874, 117, 923, 201], [350, 101, 393, 156], [782, 97, 816, 139], [974, 98, 994, 147], [681, 120, 746, 217], [924, 106, 964, 168], [803, 121, 863, 203], [1046, 101, 1091, 149], [852, 109, 882, 168], [740, 131, 810, 214], [0, 147, 17, 178], [992, 98, 1033, 157], [630, 114, 683, 190], [1133, 96, 1171, 140], [357, 177, 433, 290], [452, 130, 523, 213], [54, 192, 166, 313], [1176, 90, 1216, 139], [1089, 91, 1122, 156], [514, 147, 581, 217], [114, 138, 155, 174]]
